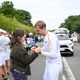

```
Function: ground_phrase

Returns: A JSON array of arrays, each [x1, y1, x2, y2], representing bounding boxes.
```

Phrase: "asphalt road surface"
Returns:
[[65, 43, 80, 80], [30, 56, 45, 80]]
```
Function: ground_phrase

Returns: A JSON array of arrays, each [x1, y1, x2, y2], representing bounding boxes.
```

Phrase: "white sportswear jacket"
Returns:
[[41, 32, 62, 80]]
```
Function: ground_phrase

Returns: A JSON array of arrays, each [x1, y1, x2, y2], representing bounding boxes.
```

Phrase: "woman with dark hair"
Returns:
[[10, 30, 39, 80]]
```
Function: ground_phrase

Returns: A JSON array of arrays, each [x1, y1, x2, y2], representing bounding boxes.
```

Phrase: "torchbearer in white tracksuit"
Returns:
[[34, 20, 62, 80], [72, 32, 78, 43]]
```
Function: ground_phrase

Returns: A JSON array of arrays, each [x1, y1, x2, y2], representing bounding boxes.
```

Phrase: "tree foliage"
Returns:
[[0, 14, 35, 33], [0, 1, 32, 26], [60, 15, 80, 33], [0, 1, 15, 17], [15, 9, 32, 26]]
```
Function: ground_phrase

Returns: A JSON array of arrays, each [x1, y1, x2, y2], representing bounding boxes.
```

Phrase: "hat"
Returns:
[[0, 29, 3, 32], [0, 29, 7, 33], [2, 30, 7, 33], [29, 33, 33, 35]]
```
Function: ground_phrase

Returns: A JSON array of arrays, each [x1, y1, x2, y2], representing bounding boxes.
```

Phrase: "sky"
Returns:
[[0, 0, 80, 30]]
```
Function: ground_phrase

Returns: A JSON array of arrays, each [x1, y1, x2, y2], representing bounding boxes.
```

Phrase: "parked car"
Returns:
[[56, 34, 74, 56]]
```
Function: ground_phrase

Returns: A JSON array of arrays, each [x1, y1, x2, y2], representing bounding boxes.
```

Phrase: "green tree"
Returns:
[[0, 1, 15, 17], [15, 9, 32, 26], [0, 14, 35, 33], [60, 15, 80, 33], [0, 1, 33, 26]]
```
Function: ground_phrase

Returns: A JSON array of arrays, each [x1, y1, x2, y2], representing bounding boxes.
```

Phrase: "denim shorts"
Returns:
[[12, 69, 28, 80]]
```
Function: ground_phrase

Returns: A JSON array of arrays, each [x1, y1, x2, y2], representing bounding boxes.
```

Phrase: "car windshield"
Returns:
[[57, 34, 69, 40]]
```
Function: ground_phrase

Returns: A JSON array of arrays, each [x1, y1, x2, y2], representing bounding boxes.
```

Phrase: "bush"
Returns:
[[0, 14, 35, 33]]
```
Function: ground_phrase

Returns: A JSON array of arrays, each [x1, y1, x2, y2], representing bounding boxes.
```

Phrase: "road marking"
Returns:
[[62, 74, 66, 80], [62, 57, 76, 80]]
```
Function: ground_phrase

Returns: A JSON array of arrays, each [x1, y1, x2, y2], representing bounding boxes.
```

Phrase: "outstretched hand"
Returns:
[[31, 47, 41, 53]]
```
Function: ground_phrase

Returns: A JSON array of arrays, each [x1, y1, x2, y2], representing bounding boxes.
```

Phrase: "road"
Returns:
[[32, 42, 80, 80], [30, 56, 45, 80], [65, 43, 80, 80]]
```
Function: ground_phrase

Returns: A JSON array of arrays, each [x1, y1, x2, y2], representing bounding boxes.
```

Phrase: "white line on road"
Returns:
[[62, 74, 66, 80], [62, 57, 76, 80]]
